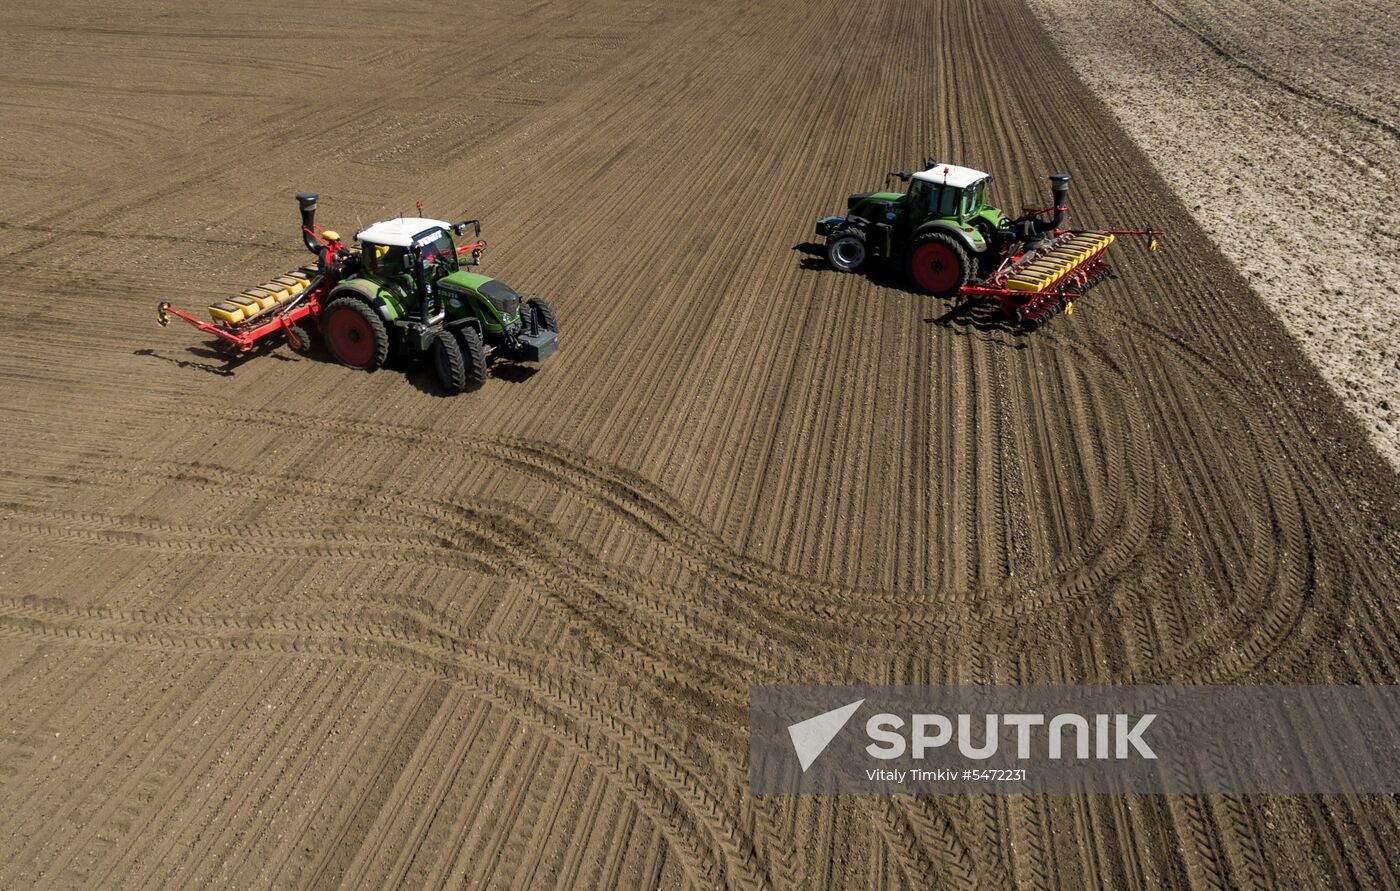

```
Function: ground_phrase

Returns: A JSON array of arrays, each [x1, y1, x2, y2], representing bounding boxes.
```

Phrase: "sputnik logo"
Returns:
[[787, 699, 864, 771]]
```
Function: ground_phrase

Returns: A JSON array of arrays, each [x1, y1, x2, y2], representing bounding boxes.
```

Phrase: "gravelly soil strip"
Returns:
[[1027, 0, 1400, 468]]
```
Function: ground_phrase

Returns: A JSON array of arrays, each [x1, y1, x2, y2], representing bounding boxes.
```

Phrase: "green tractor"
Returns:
[[816, 159, 1075, 297], [297, 193, 558, 394]]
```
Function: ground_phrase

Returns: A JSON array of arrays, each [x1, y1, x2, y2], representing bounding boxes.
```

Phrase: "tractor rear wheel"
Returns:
[[322, 298, 389, 371], [456, 326, 489, 392], [529, 297, 558, 333], [826, 231, 868, 273], [432, 330, 468, 394], [907, 232, 970, 298]]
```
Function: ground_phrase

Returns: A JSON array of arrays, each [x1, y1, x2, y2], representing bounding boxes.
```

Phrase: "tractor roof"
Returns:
[[912, 164, 989, 189], [356, 216, 451, 247]]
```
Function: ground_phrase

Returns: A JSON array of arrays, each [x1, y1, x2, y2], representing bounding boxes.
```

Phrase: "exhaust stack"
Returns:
[[1046, 173, 1071, 230], [1020, 173, 1072, 250], [295, 192, 320, 254]]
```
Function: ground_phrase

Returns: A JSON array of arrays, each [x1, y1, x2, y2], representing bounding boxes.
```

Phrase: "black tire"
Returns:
[[321, 297, 389, 370], [529, 297, 558, 333], [285, 324, 314, 355], [906, 231, 971, 298], [431, 330, 468, 394], [825, 231, 868, 273], [455, 326, 489, 392]]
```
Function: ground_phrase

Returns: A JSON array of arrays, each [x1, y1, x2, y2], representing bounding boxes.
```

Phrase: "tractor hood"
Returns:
[[441, 270, 522, 320], [442, 270, 494, 292], [848, 190, 903, 208], [847, 190, 903, 220]]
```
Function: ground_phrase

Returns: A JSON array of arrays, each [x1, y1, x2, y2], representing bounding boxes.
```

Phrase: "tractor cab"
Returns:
[[904, 164, 993, 227], [357, 218, 464, 292], [353, 217, 490, 318]]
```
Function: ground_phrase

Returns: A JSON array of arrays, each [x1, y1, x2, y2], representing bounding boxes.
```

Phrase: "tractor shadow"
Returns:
[[794, 241, 827, 270], [793, 242, 915, 292], [402, 355, 540, 398], [134, 342, 297, 377], [793, 243, 1031, 347], [143, 336, 540, 396], [490, 362, 540, 384], [390, 354, 467, 399]]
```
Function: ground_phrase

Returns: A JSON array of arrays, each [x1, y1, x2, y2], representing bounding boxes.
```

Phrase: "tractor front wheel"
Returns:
[[826, 231, 868, 273], [528, 297, 558, 333], [432, 331, 468, 394], [322, 298, 389, 371], [456, 327, 489, 392], [907, 232, 970, 298]]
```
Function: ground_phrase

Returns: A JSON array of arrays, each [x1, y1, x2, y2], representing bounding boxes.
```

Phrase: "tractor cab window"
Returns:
[[961, 180, 985, 216], [910, 180, 961, 217], [417, 230, 459, 276], [364, 243, 408, 279], [907, 180, 957, 216], [933, 185, 960, 217]]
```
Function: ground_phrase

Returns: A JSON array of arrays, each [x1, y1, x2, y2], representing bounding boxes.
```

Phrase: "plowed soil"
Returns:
[[2, 0, 1399, 888], [1028, 0, 1400, 467]]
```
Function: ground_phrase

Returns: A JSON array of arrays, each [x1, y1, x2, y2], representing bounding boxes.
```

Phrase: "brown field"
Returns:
[[2, 0, 1399, 888]]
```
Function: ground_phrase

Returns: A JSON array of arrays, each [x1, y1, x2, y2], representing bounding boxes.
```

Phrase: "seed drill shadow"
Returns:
[[793, 241, 963, 296], [133, 344, 296, 377], [927, 299, 1031, 346]]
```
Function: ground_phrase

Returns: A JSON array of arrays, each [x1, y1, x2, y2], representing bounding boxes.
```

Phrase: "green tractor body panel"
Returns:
[[331, 277, 409, 321], [971, 206, 1006, 231], [915, 219, 988, 253], [337, 241, 523, 336], [826, 173, 1004, 259], [438, 269, 523, 335], [847, 191, 905, 222], [443, 269, 493, 291]]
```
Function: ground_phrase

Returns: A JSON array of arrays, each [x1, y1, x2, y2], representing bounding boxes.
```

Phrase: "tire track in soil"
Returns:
[[0, 320, 1196, 889], [0, 455, 988, 888], [35, 397, 1148, 708], [1139, 0, 1400, 140], [161, 394, 1159, 632], [0, 504, 500, 575], [0, 583, 993, 888], [0, 599, 774, 891]]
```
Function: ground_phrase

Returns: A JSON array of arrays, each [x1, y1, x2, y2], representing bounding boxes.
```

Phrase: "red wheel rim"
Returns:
[[325, 307, 375, 367], [911, 242, 960, 293]]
